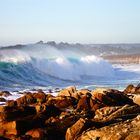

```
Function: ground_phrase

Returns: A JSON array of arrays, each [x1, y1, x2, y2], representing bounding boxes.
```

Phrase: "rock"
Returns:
[[35, 104, 61, 117], [33, 91, 46, 103], [135, 83, 140, 94], [0, 91, 11, 97], [76, 115, 140, 140], [133, 95, 140, 106], [124, 84, 136, 94], [66, 118, 86, 140], [0, 97, 6, 102], [91, 88, 134, 111], [77, 89, 91, 97], [0, 106, 36, 121], [94, 105, 140, 121], [6, 100, 17, 107], [76, 93, 93, 113], [15, 135, 32, 140], [0, 136, 10, 140], [58, 86, 77, 97], [94, 106, 121, 120], [45, 114, 81, 140], [47, 96, 77, 109], [16, 94, 36, 106], [124, 84, 140, 94], [26, 128, 46, 139]]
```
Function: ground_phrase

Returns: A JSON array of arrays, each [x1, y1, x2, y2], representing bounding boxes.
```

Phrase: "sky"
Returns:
[[0, 0, 140, 45]]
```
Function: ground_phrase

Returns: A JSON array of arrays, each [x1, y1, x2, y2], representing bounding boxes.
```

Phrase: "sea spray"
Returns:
[[0, 43, 139, 91]]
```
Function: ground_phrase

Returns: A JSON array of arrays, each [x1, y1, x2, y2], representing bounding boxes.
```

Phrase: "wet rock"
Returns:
[[0, 91, 11, 97]]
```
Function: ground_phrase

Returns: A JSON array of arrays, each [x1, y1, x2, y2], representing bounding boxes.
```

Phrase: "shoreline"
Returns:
[[0, 84, 140, 139]]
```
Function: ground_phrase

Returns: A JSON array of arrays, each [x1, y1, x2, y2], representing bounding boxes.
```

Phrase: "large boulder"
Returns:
[[133, 95, 140, 106], [90, 88, 134, 111], [0, 106, 36, 121], [66, 118, 86, 140], [58, 86, 77, 97], [16, 93, 36, 106], [32, 91, 46, 104], [0, 91, 11, 97], [124, 84, 140, 94], [76, 115, 140, 140], [26, 128, 46, 139], [0, 97, 6, 102], [94, 105, 140, 121], [47, 96, 77, 109], [76, 93, 93, 114]]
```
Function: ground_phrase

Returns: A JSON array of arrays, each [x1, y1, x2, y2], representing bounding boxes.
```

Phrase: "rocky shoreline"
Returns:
[[0, 84, 140, 140]]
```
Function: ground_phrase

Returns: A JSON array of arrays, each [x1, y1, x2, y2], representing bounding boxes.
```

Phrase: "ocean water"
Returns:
[[0, 44, 140, 92]]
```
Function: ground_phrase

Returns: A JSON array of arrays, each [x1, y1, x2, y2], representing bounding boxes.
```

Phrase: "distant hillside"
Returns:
[[0, 41, 140, 56]]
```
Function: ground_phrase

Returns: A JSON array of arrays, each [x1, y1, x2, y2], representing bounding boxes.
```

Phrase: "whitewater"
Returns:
[[0, 43, 140, 91]]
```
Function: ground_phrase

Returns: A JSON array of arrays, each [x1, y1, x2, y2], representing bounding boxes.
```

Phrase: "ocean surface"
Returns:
[[0, 44, 140, 92]]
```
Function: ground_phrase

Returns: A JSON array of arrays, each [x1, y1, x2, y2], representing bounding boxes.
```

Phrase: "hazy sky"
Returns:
[[0, 0, 140, 45]]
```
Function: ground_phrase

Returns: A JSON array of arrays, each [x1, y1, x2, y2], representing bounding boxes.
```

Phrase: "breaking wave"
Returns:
[[0, 44, 139, 91]]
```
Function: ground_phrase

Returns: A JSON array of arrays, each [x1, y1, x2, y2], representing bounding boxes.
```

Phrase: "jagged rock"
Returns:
[[58, 86, 77, 97], [0, 106, 36, 121], [76, 115, 140, 140], [94, 105, 140, 121], [124, 84, 136, 94], [16, 94, 36, 106], [47, 96, 77, 109], [135, 83, 140, 94], [35, 104, 61, 117], [0, 136, 10, 140], [124, 84, 140, 94], [45, 114, 82, 139], [15, 135, 32, 140], [133, 95, 140, 106], [6, 100, 17, 107], [91, 88, 134, 111], [77, 89, 91, 97], [0, 97, 6, 102], [0, 91, 11, 97], [33, 91, 46, 103], [26, 128, 46, 139], [94, 106, 121, 120], [76, 93, 93, 114], [66, 118, 86, 140]]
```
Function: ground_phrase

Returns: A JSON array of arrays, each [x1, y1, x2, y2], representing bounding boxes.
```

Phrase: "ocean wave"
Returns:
[[0, 44, 139, 91]]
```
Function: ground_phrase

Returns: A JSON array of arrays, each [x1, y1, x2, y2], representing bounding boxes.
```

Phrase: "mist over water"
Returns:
[[0, 44, 140, 91]]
